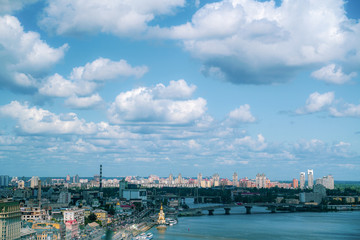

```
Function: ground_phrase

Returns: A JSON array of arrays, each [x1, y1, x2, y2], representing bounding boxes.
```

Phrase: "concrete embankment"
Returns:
[[131, 222, 156, 237]]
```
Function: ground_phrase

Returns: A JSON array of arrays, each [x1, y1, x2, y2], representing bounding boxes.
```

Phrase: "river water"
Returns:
[[149, 206, 360, 240]]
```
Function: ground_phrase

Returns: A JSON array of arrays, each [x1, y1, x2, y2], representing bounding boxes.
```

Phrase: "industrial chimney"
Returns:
[[100, 164, 102, 190], [38, 180, 41, 208]]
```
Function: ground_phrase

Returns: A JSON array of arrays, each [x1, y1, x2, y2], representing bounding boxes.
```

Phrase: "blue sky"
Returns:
[[0, 0, 359, 180]]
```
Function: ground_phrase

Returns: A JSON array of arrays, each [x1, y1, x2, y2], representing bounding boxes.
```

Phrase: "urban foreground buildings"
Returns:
[[0, 199, 21, 240], [0, 167, 347, 240]]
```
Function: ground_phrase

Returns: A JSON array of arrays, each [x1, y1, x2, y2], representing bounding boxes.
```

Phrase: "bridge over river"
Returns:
[[181, 203, 306, 215]]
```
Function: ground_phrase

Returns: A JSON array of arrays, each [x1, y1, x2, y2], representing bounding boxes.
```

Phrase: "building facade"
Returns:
[[307, 169, 314, 189], [0, 176, 9, 187], [232, 172, 238, 187], [21, 207, 48, 222], [292, 178, 299, 189], [316, 175, 334, 189], [30, 176, 40, 188], [256, 173, 266, 188], [300, 172, 305, 190], [0, 200, 21, 240], [63, 208, 85, 225]]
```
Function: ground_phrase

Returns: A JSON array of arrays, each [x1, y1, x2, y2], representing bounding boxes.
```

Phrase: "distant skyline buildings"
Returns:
[[233, 172, 238, 187], [300, 172, 306, 190], [308, 169, 314, 189], [0, 175, 9, 187], [0, 168, 335, 190], [255, 173, 267, 189], [316, 175, 335, 190]]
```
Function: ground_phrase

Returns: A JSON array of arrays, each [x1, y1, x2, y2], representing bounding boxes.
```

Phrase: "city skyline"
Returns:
[[1, 168, 334, 183], [0, 0, 360, 180]]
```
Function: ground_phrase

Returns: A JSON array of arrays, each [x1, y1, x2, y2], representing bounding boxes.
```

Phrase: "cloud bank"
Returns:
[[153, 0, 360, 84]]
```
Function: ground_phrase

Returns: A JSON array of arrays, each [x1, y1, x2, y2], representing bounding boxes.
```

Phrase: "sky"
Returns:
[[0, 0, 359, 180]]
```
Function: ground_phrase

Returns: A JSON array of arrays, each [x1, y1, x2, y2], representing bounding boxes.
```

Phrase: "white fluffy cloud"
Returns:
[[0, 15, 67, 90], [152, 79, 196, 99], [296, 92, 335, 114], [296, 91, 360, 118], [226, 104, 256, 125], [234, 134, 267, 151], [0, 0, 39, 14], [330, 104, 360, 117], [39, 73, 97, 97], [0, 101, 97, 134], [311, 64, 357, 84], [70, 58, 148, 81], [108, 80, 207, 124], [65, 94, 103, 109], [39, 58, 148, 108], [154, 0, 360, 84], [39, 0, 185, 36]]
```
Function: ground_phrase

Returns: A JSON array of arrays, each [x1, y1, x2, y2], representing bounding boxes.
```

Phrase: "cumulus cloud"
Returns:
[[0, 101, 97, 134], [108, 80, 207, 124], [293, 139, 355, 158], [226, 104, 256, 126], [40, 58, 147, 97], [0, 15, 67, 91], [296, 91, 360, 118], [71, 139, 103, 153], [152, 79, 196, 99], [39, 73, 96, 97], [153, 0, 360, 84], [65, 94, 103, 109], [311, 64, 357, 84], [70, 58, 148, 81], [234, 134, 267, 151], [296, 92, 335, 114], [0, 0, 39, 14], [39, 0, 185, 36], [329, 103, 360, 117], [38, 58, 148, 108]]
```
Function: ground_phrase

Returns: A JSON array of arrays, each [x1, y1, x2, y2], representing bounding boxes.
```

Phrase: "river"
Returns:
[[148, 206, 360, 240]]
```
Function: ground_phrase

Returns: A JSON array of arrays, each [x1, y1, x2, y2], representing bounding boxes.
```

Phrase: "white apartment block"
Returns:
[[63, 208, 85, 225]]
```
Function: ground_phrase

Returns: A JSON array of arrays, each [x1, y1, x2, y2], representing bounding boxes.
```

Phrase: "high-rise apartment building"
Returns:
[[255, 173, 266, 188], [316, 175, 334, 189], [168, 174, 173, 184], [292, 178, 299, 189], [73, 174, 80, 184], [300, 172, 305, 189], [177, 173, 182, 184], [30, 176, 39, 188], [212, 174, 220, 187], [197, 173, 202, 186], [0, 200, 21, 240], [307, 169, 314, 189], [233, 172, 238, 187], [0, 176, 9, 187]]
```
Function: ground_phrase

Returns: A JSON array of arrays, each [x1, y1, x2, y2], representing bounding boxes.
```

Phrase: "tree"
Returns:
[[88, 213, 97, 222]]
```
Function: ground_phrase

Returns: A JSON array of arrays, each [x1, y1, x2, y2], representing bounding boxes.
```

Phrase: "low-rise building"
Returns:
[[21, 207, 48, 222], [20, 227, 36, 239], [32, 222, 61, 240], [93, 209, 107, 222]]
